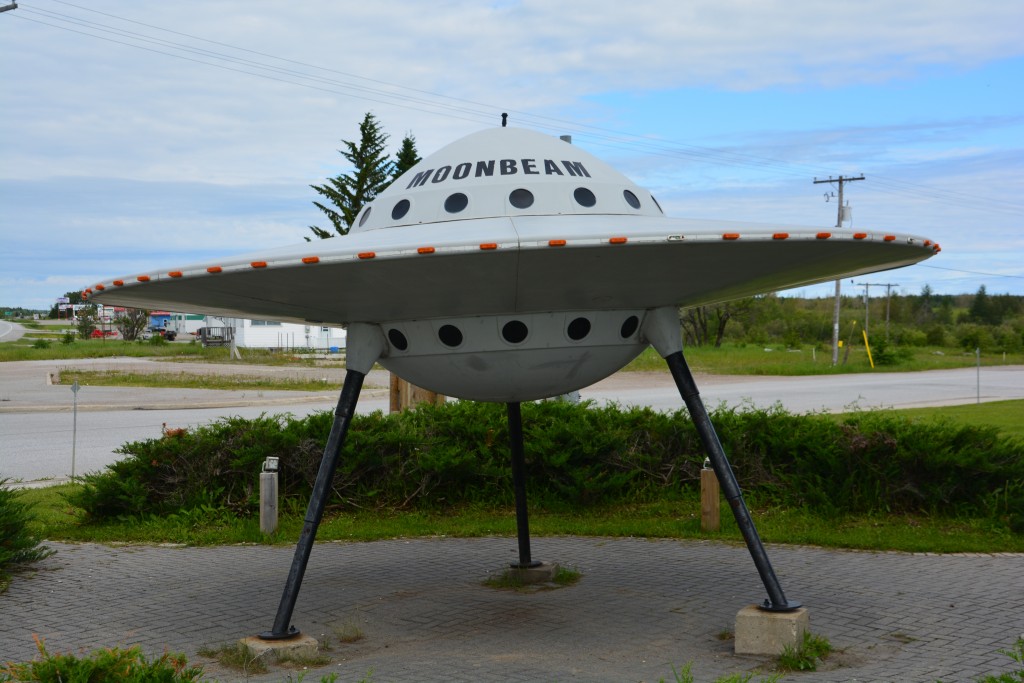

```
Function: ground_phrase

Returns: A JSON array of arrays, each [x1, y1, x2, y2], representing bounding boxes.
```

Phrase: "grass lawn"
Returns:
[[0, 338, 340, 365], [20, 484, 1024, 553], [875, 399, 1024, 441], [57, 369, 340, 393], [626, 344, 1024, 375]]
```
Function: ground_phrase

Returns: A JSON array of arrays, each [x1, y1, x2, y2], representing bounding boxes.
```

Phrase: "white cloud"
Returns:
[[1, 0, 1022, 309]]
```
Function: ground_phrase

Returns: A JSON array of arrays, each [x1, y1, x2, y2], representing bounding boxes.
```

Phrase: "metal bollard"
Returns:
[[260, 457, 279, 535]]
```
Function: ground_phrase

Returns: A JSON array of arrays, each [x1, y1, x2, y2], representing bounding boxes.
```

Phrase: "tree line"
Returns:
[[683, 285, 1024, 353]]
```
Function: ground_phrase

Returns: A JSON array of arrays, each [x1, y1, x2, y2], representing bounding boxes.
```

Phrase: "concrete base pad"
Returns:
[[734, 604, 809, 655], [240, 634, 320, 663], [507, 562, 560, 584]]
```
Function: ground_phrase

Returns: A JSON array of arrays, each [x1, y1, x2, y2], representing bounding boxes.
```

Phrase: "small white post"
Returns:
[[260, 457, 279, 534], [976, 347, 981, 405], [71, 380, 80, 479]]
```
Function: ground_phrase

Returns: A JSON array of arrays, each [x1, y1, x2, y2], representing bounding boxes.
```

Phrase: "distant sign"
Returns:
[[57, 296, 70, 304]]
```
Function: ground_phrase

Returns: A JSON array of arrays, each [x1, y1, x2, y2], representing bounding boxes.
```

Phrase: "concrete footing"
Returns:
[[239, 634, 320, 663], [507, 562, 560, 584], [734, 604, 809, 655]]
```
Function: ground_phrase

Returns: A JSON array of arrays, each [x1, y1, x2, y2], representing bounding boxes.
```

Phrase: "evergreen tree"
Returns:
[[969, 285, 995, 325], [914, 284, 934, 324], [308, 113, 393, 239], [392, 133, 421, 181]]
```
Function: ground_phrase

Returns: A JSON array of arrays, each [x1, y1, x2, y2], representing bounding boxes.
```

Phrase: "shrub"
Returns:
[[957, 324, 995, 352], [30, 339, 50, 350], [925, 324, 952, 347], [976, 637, 1024, 683], [60, 331, 75, 345], [0, 637, 205, 682], [993, 325, 1024, 354], [893, 327, 928, 347], [67, 403, 1024, 529], [866, 335, 910, 366], [0, 479, 54, 589]]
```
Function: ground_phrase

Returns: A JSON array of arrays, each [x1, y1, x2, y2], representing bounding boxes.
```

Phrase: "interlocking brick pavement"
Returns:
[[2, 538, 1022, 682]]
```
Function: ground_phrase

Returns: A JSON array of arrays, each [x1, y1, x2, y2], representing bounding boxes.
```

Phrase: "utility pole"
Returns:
[[854, 281, 899, 340], [814, 174, 865, 365]]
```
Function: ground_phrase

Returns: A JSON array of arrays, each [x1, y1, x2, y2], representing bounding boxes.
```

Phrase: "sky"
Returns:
[[2, 0, 1023, 312]]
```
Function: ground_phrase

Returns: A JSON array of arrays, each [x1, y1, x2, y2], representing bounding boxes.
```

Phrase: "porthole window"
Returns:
[[438, 324, 463, 348], [567, 317, 591, 341], [391, 199, 411, 220], [509, 188, 534, 209], [358, 206, 372, 227], [501, 320, 528, 344], [620, 315, 640, 339], [651, 194, 664, 214], [444, 192, 469, 213], [573, 187, 597, 208], [623, 190, 641, 209], [387, 328, 409, 351]]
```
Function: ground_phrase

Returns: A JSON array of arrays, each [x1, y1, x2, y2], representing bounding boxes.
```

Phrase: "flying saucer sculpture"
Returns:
[[86, 125, 938, 640]]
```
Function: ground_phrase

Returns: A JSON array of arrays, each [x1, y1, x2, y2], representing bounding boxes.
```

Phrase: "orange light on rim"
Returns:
[[772, 233, 789, 240], [301, 256, 320, 264], [113, 280, 124, 286], [853, 233, 868, 239], [95, 284, 105, 291], [548, 239, 566, 247], [722, 233, 740, 240], [609, 236, 628, 244], [924, 240, 932, 247], [417, 246, 435, 254], [479, 243, 498, 250], [358, 252, 376, 260], [85, 288, 93, 294], [207, 266, 223, 273], [137, 275, 151, 282], [251, 261, 268, 268], [883, 235, 897, 242], [168, 271, 183, 278], [816, 232, 832, 239]]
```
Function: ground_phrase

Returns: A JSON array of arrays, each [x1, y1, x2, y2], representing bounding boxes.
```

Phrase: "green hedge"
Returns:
[[70, 402, 1024, 529], [1, 479, 54, 587]]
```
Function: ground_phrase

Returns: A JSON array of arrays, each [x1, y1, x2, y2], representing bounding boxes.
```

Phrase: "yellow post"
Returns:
[[862, 329, 875, 369], [700, 466, 720, 532]]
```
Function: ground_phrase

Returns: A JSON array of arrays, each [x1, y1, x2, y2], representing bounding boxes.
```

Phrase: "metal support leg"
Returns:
[[260, 369, 366, 640], [665, 351, 800, 612], [507, 402, 541, 568]]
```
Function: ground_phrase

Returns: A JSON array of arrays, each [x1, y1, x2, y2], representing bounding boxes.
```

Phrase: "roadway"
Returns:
[[1, 357, 1021, 485], [0, 320, 26, 343]]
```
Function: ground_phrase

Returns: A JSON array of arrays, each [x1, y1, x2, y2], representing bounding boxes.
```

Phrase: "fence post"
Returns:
[[701, 459, 720, 532]]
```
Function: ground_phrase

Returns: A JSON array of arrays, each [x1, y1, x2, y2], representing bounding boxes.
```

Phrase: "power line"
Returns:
[[919, 264, 1024, 279], [8, 0, 1024, 219], [852, 281, 899, 339]]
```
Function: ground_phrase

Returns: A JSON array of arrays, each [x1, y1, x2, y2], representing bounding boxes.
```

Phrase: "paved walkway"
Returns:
[[2, 537, 1022, 682]]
